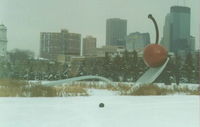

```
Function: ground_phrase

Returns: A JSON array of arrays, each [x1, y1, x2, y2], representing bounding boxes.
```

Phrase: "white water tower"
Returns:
[[0, 24, 7, 56]]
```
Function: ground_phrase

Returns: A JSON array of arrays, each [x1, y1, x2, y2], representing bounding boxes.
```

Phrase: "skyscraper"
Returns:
[[82, 36, 96, 56], [40, 29, 81, 61], [161, 14, 171, 50], [106, 18, 127, 47], [0, 24, 7, 57], [170, 6, 191, 53], [162, 6, 192, 54]]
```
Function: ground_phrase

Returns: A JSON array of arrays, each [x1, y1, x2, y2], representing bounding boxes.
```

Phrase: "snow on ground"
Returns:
[[156, 83, 200, 90], [0, 89, 199, 127], [87, 89, 119, 96]]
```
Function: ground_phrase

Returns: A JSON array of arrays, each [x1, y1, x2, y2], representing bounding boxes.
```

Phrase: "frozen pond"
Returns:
[[0, 92, 199, 127]]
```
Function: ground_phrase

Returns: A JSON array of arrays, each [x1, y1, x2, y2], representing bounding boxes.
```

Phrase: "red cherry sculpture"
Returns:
[[143, 44, 167, 67], [143, 14, 168, 68]]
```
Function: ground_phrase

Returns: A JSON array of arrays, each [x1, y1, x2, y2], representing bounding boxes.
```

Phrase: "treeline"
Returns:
[[0, 49, 67, 80], [0, 49, 199, 84], [78, 51, 147, 82], [156, 52, 199, 85], [79, 51, 199, 84]]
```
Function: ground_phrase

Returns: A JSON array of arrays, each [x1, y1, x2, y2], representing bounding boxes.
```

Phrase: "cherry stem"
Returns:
[[148, 14, 159, 44]]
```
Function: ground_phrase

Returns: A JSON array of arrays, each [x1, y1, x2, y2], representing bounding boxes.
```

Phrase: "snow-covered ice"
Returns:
[[0, 90, 199, 127], [88, 89, 119, 96]]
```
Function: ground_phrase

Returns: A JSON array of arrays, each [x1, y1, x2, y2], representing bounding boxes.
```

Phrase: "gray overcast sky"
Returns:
[[0, 0, 199, 56]]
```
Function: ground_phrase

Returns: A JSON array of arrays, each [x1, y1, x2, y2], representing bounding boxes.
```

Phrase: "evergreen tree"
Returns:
[[173, 55, 182, 85], [161, 59, 173, 85], [121, 50, 130, 81], [102, 53, 112, 79], [194, 52, 200, 83], [137, 57, 148, 78], [182, 52, 195, 83], [111, 54, 122, 81], [130, 50, 139, 81]]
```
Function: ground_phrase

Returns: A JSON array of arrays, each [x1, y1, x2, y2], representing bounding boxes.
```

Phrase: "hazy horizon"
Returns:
[[0, 0, 199, 56]]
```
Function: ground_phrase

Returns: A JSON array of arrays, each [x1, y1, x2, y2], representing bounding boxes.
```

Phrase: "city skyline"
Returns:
[[0, 0, 199, 55]]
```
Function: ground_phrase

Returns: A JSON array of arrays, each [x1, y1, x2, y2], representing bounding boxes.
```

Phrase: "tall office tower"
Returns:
[[106, 18, 127, 47], [170, 6, 191, 54], [161, 13, 171, 50], [126, 32, 150, 52], [82, 36, 96, 56], [40, 29, 81, 60], [0, 24, 7, 57], [161, 6, 192, 54]]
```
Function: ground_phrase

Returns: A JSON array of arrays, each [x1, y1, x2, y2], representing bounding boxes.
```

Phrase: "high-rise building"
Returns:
[[126, 32, 150, 52], [82, 36, 96, 56], [106, 18, 127, 47], [0, 24, 7, 57], [162, 6, 191, 54], [161, 13, 171, 50], [40, 29, 81, 61], [170, 6, 191, 53]]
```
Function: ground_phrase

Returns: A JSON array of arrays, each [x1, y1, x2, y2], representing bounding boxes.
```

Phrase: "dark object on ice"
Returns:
[[99, 103, 104, 108]]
